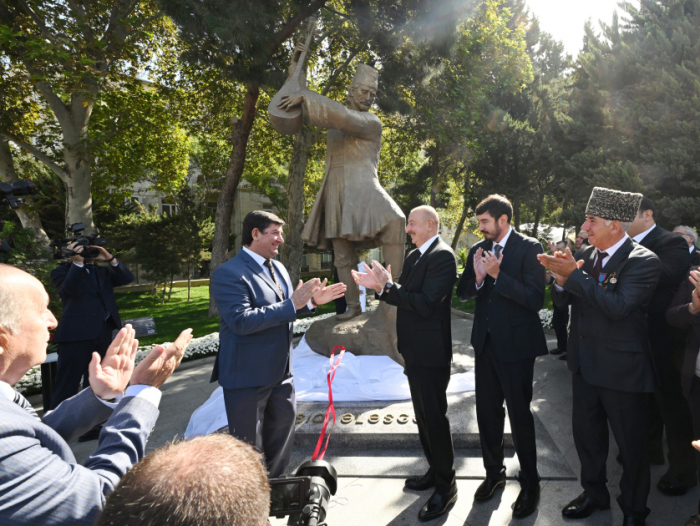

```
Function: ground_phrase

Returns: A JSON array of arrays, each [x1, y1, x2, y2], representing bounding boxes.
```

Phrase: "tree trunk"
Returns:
[[512, 139, 521, 230], [532, 194, 543, 239], [0, 139, 50, 247], [430, 145, 440, 208], [187, 258, 192, 302], [161, 280, 166, 304], [451, 199, 470, 251], [63, 150, 95, 233], [208, 84, 260, 317], [168, 275, 174, 302], [282, 125, 313, 286]]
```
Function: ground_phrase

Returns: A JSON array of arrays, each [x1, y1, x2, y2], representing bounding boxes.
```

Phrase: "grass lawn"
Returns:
[[116, 285, 338, 346]]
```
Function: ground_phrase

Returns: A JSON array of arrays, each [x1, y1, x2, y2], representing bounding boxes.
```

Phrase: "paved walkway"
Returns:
[[33, 315, 698, 525]]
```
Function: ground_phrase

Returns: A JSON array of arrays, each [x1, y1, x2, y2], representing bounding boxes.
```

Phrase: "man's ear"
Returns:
[[0, 325, 10, 358], [251, 228, 261, 242]]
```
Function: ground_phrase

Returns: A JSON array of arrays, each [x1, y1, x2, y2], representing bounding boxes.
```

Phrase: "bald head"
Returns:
[[0, 264, 39, 333], [406, 206, 440, 248], [96, 433, 271, 526]]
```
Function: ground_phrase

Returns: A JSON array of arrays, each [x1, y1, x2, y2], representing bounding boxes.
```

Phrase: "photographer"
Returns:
[[50, 242, 134, 412]]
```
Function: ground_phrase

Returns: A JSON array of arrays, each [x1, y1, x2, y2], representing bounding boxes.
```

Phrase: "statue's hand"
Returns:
[[278, 94, 304, 111]]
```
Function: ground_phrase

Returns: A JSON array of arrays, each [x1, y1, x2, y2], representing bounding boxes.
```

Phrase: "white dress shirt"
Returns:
[[631, 223, 656, 244]]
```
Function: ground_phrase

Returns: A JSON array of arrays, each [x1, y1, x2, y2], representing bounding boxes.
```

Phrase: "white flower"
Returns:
[[539, 308, 554, 329]]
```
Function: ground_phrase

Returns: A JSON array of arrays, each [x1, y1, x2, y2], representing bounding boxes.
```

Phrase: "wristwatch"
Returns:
[[384, 282, 395, 294]]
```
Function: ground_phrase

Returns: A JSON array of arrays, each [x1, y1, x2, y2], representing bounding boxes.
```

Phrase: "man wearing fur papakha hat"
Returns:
[[538, 187, 662, 526], [278, 58, 406, 321]]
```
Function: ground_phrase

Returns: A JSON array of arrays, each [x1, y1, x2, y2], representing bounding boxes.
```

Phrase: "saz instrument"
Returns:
[[268, 17, 317, 135]]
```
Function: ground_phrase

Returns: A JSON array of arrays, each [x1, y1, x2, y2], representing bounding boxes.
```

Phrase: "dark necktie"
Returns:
[[13, 390, 41, 421], [264, 259, 286, 299], [591, 251, 609, 281], [493, 244, 503, 258]]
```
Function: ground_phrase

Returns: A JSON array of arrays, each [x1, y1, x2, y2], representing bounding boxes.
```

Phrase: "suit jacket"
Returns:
[[51, 262, 134, 343], [210, 249, 312, 390], [551, 238, 661, 393], [456, 229, 548, 362], [666, 265, 700, 398], [637, 225, 690, 314], [378, 237, 457, 368], [0, 387, 159, 526], [690, 248, 700, 267]]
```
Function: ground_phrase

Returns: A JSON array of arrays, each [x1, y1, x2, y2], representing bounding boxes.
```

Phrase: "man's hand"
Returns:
[[67, 242, 85, 265], [130, 329, 193, 389], [352, 263, 381, 293], [89, 325, 138, 400], [88, 245, 115, 262], [292, 40, 305, 65], [688, 270, 700, 314], [291, 278, 321, 310], [473, 248, 488, 286], [278, 94, 305, 111], [693, 440, 700, 453], [482, 250, 503, 280], [537, 248, 583, 287], [312, 278, 346, 306], [369, 260, 392, 292]]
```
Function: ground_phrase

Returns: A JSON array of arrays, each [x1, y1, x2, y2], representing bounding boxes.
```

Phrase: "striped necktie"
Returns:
[[264, 259, 286, 300], [13, 390, 41, 421]]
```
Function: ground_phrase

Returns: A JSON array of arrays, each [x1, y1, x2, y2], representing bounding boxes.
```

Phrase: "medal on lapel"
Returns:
[[598, 273, 607, 286]]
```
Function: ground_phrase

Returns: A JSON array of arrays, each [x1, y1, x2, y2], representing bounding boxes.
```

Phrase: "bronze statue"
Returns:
[[275, 56, 406, 321]]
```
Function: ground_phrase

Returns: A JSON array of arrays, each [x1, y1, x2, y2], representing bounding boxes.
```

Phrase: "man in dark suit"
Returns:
[[666, 266, 700, 526], [352, 205, 458, 522], [628, 197, 695, 495], [0, 264, 192, 526], [456, 194, 547, 519], [50, 243, 134, 410], [210, 211, 345, 478], [673, 225, 700, 267], [541, 187, 662, 526]]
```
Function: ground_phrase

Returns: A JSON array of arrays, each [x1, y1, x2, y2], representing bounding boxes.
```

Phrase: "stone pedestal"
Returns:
[[304, 302, 404, 366]]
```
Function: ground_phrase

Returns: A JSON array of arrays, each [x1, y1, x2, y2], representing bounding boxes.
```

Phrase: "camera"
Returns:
[[269, 460, 338, 526], [52, 223, 108, 260], [0, 179, 37, 209]]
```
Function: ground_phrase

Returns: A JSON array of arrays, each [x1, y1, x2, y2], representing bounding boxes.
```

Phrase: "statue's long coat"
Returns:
[[301, 91, 405, 251]]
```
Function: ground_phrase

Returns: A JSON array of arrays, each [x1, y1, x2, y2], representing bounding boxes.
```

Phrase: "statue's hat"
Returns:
[[352, 64, 379, 88]]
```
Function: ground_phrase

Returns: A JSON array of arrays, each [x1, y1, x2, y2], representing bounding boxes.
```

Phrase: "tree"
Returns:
[[0, 1, 175, 233], [160, 0, 467, 316]]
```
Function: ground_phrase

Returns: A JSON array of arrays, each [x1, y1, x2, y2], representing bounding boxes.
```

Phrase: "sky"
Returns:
[[525, 0, 634, 57]]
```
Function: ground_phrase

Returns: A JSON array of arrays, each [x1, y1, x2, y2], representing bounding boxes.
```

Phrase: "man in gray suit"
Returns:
[[0, 264, 193, 526], [211, 210, 345, 478]]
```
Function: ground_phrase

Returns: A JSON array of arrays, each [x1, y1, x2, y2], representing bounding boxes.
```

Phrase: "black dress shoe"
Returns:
[[657, 473, 697, 496], [405, 472, 436, 491], [474, 476, 506, 501], [549, 348, 564, 355], [622, 515, 645, 526], [562, 492, 610, 519], [558, 353, 567, 361], [513, 485, 540, 518], [418, 486, 458, 522]]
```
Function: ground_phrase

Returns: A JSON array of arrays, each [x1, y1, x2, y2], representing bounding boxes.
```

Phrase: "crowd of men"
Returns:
[[2, 185, 700, 526]]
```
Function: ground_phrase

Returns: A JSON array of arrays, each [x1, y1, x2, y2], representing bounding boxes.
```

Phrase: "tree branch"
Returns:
[[270, 0, 328, 55], [321, 43, 364, 96], [1, 132, 67, 180], [66, 0, 95, 42], [16, 0, 62, 46], [31, 80, 72, 131]]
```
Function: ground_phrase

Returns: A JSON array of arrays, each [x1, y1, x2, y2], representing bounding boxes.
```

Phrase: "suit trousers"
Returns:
[[647, 313, 696, 481], [51, 318, 117, 409], [572, 373, 651, 519], [404, 363, 456, 493], [223, 372, 296, 478], [475, 336, 539, 488], [686, 375, 700, 514], [552, 304, 569, 353]]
